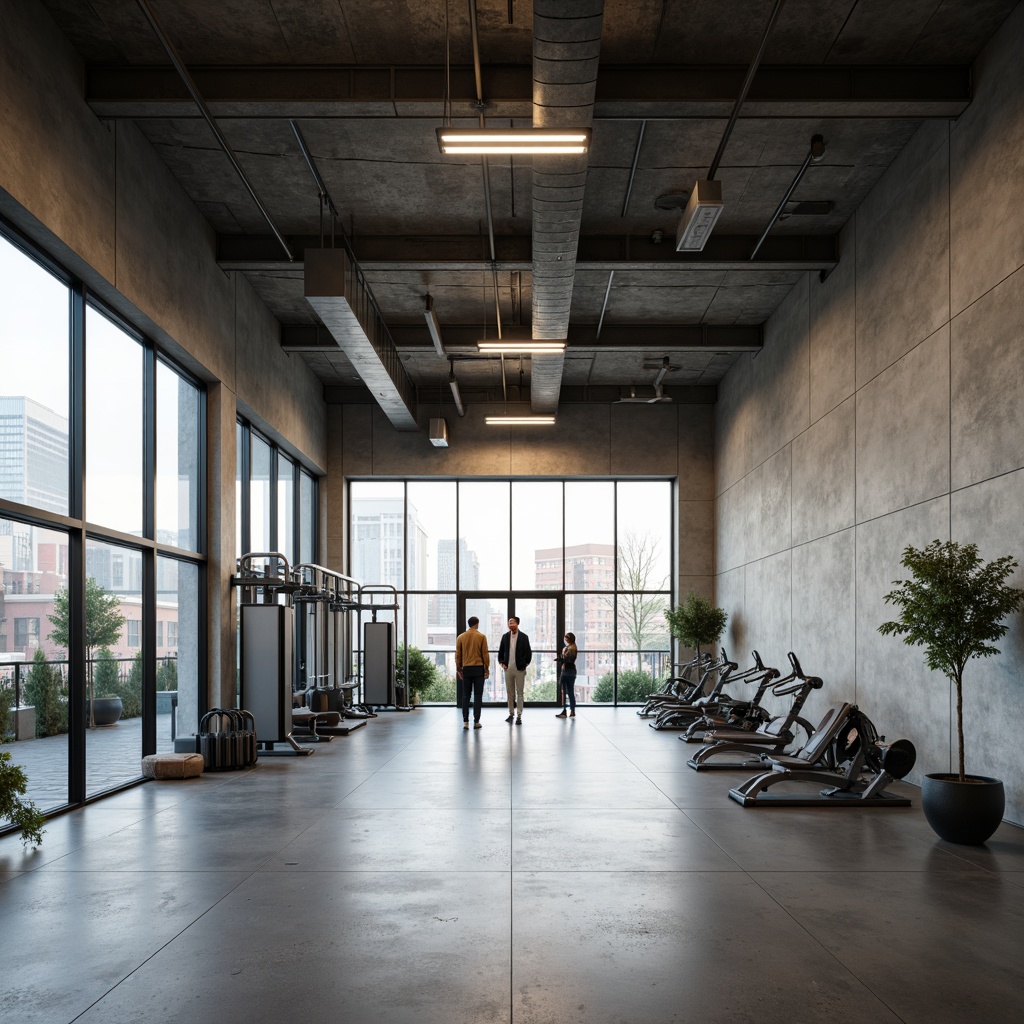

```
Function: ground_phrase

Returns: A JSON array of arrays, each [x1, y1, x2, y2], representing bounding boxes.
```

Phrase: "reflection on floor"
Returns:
[[1, 707, 1022, 1024]]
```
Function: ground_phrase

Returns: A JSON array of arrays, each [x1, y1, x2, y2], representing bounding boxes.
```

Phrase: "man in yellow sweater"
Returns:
[[456, 615, 490, 729]]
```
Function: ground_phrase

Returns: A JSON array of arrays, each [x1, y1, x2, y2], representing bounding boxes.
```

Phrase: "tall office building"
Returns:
[[433, 538, 480, 632]]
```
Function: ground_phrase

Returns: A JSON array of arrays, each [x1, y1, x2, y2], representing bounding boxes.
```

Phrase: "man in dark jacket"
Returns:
[[498, 616, 532, 725]]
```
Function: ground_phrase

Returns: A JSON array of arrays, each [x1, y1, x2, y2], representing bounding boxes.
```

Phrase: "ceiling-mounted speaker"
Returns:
[[429, 418, 449, 447]]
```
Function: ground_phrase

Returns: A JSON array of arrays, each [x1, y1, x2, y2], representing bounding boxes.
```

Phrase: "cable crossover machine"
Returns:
[[232, 552, 402, 755]]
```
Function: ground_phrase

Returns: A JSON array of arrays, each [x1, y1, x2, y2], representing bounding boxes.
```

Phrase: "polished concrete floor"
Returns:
[[1, 706, 1022, 1024]]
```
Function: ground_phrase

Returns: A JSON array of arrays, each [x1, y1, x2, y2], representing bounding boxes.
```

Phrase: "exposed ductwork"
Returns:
[[530, 0, 605, 414]]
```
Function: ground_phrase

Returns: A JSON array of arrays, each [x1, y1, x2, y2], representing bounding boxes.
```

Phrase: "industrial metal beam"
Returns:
[[86, 63, 971, 120], [283, 322, 763, 353], [221, 233, 837, 273]]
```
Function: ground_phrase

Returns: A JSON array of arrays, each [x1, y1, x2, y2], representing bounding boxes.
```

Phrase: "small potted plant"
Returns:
[[878, 539, 1023, 845], [665, 591, 727, 668], [0, 751, 46, 848]]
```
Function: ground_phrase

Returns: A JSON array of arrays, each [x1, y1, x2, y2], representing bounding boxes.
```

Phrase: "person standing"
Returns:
[[498, 615, 532, 725], [555, 631, 578, 718], [456, 615, 490, 729]]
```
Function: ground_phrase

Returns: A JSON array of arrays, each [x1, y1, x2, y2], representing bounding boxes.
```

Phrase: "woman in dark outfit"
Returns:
[[555, 631, 578, 718]]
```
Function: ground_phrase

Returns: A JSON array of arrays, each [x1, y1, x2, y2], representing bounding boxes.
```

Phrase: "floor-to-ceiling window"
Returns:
[[0, 225, 206, 830], [349, 479, 673, 705]]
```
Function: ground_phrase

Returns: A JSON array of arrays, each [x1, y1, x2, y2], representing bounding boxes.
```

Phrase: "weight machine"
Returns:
[[232, 553, 402, 750]]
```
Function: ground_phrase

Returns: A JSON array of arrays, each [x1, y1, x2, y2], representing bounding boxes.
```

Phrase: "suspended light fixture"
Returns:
[[478, 340, 566, 354], [484, 415, 556, 426], [436, 128, 591, 155]]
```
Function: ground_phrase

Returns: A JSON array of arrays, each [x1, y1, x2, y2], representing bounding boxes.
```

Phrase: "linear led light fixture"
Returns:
[[676, 179, 724, 252], [436, 128, 591, 155], [424, 294, 444, 356], [485, 415, 556, 426], [478, 340, 566, 354]]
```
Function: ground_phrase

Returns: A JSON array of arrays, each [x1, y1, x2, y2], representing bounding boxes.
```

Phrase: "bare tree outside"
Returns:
[[617, 529, 670, 681]]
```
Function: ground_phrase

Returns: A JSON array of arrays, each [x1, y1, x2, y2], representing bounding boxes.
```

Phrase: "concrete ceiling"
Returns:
[[40, 0, 1019, 417]]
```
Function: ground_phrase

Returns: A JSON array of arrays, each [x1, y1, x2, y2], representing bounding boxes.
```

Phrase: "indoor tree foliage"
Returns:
[[395, 642, 438, 700], [878, 540, 1024, 783], [0, 751, 45, 848], [48, 578, 125, 728], [665, 591, 727, 663]]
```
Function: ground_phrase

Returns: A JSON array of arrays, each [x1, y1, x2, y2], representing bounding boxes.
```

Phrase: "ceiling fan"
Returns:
[[616, 356, 676, 403]]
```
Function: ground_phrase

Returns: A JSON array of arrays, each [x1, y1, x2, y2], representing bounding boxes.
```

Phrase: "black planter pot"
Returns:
[[921, 773, 1005, 845], [87, 696, 123, 727]]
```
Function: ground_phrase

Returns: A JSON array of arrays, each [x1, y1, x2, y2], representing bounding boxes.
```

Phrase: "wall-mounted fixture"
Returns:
[[478, 341, 566, 354], [436, 128, 591, 155]]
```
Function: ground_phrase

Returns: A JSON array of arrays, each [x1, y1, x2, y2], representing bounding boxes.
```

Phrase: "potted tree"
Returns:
[[665, 591, 728, 676], [48, 578, 125, 729], [395, 643, 438, 706], [878, 540, 1024, 845]]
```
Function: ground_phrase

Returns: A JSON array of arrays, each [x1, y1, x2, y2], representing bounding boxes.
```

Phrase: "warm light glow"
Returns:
[[478, 341, 566, 354], [485, 415, 557, 426], [437, 128, 591, 155]]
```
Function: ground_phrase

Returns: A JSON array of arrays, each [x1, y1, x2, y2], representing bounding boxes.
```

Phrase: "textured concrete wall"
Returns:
[[324, 399, 716, 617], [714, 4, 1024, 825], [0, 0, 326, 706]]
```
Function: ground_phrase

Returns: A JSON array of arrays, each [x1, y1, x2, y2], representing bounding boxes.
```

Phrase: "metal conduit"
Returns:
[[134, 0, 294, 262]]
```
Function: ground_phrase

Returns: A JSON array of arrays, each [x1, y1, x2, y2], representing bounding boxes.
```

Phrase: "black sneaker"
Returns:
[[505, 714, 514, 723], [515, 717, 522, 725]]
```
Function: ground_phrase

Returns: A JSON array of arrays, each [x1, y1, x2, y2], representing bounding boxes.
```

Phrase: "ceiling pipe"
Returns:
[[468, 0, 503, 339], [750, 134, 826, 260], [706, 0, 787, 181], [621, 121, 646, 216], [595, 271, 615, 340], [133, 0, 293, 262]]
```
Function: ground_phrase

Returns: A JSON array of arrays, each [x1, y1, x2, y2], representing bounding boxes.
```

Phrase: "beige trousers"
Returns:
[[505, 666, 527, 716]]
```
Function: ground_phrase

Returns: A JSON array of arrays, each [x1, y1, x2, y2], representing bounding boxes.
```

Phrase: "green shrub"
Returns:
[[0, 684, 13, 742], [93, 648, 141, 719], [22, 648, 68, 738], [157, 658, 177, 691], [418, 673, 457, 702], [592, 669, 654, 703], [395, 643, 438, 698]]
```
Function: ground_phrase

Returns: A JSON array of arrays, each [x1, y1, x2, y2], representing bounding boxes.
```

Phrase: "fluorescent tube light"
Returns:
[[675, 179, 724, 252], [436, 128, 591, 155], [484, 415, 556, 426], [478, 341, 566, 354]]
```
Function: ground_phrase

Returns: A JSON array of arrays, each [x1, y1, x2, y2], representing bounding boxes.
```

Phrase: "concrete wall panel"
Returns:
[[951, 468, 1024, 823], [716, 565, 746, 656], [950, 1, 1024, 315], [749, 445, 792, 562], [792, 396, 855, 546], [715, 477, 747, 574], [855, 497, 951, 786], [855, 133, 950, 389], [610, 403, 678, 474], [950, 264, 1024, 489], [750, 274, 809, 468], [0, 1, 115, 281], [677, 404, 715, 500], [714, 351, 754, 496], [809, 222, 856, 423], [680, 500, 714, 577], [744, 550, 792, 680], [855, 326, 950, 523], [792, 528, 856, 708]]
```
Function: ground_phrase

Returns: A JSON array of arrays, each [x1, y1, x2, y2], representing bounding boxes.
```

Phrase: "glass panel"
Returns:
[[512, 481, 562, 590], [408, 481, 457, 647], [350, 481, 405, 587], [156, 361, 200, 552], [299, 469, 316, 564], [250, 434, 272, 553], [277, 454, 295, 565], [84, 539, 144, 797], [462, 595, 505, 702], [616, 481, 672, 591], [616, 593, 671, 703], [0, 236, 70, 516], [565, 481, 614, 591], [235, 422, 244, 559], [157, 557, 199, 754], [513, 597, 559, 703], [86, 306, 143, 535], [459, 481, 509, 589], [0, 518, 70, 813]]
